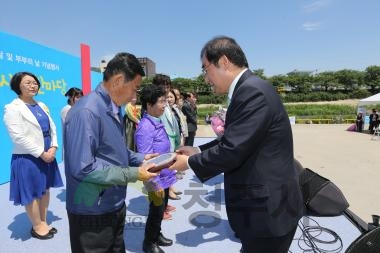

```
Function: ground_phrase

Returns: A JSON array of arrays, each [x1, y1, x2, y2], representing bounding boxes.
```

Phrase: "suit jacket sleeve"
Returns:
[[189, 78, 274, 182]]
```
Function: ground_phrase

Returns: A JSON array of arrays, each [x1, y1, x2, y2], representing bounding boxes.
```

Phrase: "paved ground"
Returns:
[[197, 124, 380, 222]]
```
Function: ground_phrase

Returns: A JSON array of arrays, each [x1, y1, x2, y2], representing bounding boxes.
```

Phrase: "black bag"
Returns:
[[299, 168, 349, 216]]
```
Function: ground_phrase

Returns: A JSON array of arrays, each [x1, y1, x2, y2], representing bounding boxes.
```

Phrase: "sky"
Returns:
[[1, 0, 380, 78]]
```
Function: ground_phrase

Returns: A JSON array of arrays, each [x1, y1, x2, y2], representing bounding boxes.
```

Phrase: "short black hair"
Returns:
[[200, 36, 249, 68], [103, 52, 145, 82], [183, 91, 196, 99], [64, 87, 83, 104], [152, 74, 171, 87], [140, 85, 166, 113], [10, 72, 40, 95]]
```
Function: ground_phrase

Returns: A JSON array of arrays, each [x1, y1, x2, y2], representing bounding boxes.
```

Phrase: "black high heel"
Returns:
[[168, 193, 181, 200], [49, 227, 58, 234], [30, 228, 54, 240]]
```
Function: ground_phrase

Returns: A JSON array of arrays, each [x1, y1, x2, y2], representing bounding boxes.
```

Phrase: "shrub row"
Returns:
[[197, 104, 359, 125], [280, 90, 371, 102], [197, 90, 371, 104], [285, 104, 357, 116]]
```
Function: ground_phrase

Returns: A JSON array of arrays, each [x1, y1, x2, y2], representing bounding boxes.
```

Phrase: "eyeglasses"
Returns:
[[22, 81, 39, 87], [202, 63, 212, 74]]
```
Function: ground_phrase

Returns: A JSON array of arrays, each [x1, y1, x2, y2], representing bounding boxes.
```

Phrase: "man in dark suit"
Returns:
[[182, 91, 198, 146], [369, 108, 379, 134], [171, 36, 303, 253]]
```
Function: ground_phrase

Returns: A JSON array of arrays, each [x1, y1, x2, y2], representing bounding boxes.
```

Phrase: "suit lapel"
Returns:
[[225, 70, 253, 126], [231, 69, 252, 99]]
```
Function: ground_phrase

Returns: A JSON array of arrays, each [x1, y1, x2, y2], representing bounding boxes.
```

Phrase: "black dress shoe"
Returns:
[[168, 194, 181, 200], [30, 228, 54, 240], [157, 233, 173, 246], [142, 241, 164, 253], [49, 227, 58, 234], [174, 191, 182, 195]]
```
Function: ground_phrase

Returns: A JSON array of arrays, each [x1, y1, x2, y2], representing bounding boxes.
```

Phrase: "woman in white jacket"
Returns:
[[3, 72, 63, 240]]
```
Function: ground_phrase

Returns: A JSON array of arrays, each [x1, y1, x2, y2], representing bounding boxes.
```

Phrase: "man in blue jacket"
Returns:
[[64, 52, 158, 253]]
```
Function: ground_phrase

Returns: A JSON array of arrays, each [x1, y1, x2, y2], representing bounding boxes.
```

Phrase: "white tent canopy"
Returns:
[[358, 92, 380, 106]]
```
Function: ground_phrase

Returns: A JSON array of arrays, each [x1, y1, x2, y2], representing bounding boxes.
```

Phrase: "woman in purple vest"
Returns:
[[135, 85, 177, 253]]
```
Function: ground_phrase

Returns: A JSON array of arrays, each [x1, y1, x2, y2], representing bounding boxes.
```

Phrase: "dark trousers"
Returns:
[[369, 120, 378, 133], [241, 226, 297, 253], [67, 203, 126, 253], [185, 131, 196, 146], [369, 122, 375, 133], [144, 188, 169, 242], [356, 121, 363, 132]]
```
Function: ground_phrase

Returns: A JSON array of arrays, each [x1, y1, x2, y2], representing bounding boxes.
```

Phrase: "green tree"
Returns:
[[334, 69, 363, 91], [171, 77, 194, 92], [364, 65, 380, 93], [315, 71, 337, 91], [142, 76, 153, 84], [193, 74, 211, 94], [286, 70, 312, 93], [252, 69, 267, 80]]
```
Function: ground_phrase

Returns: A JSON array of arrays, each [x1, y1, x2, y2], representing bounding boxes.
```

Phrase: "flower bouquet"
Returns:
[[210, 107, 227, 137]]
